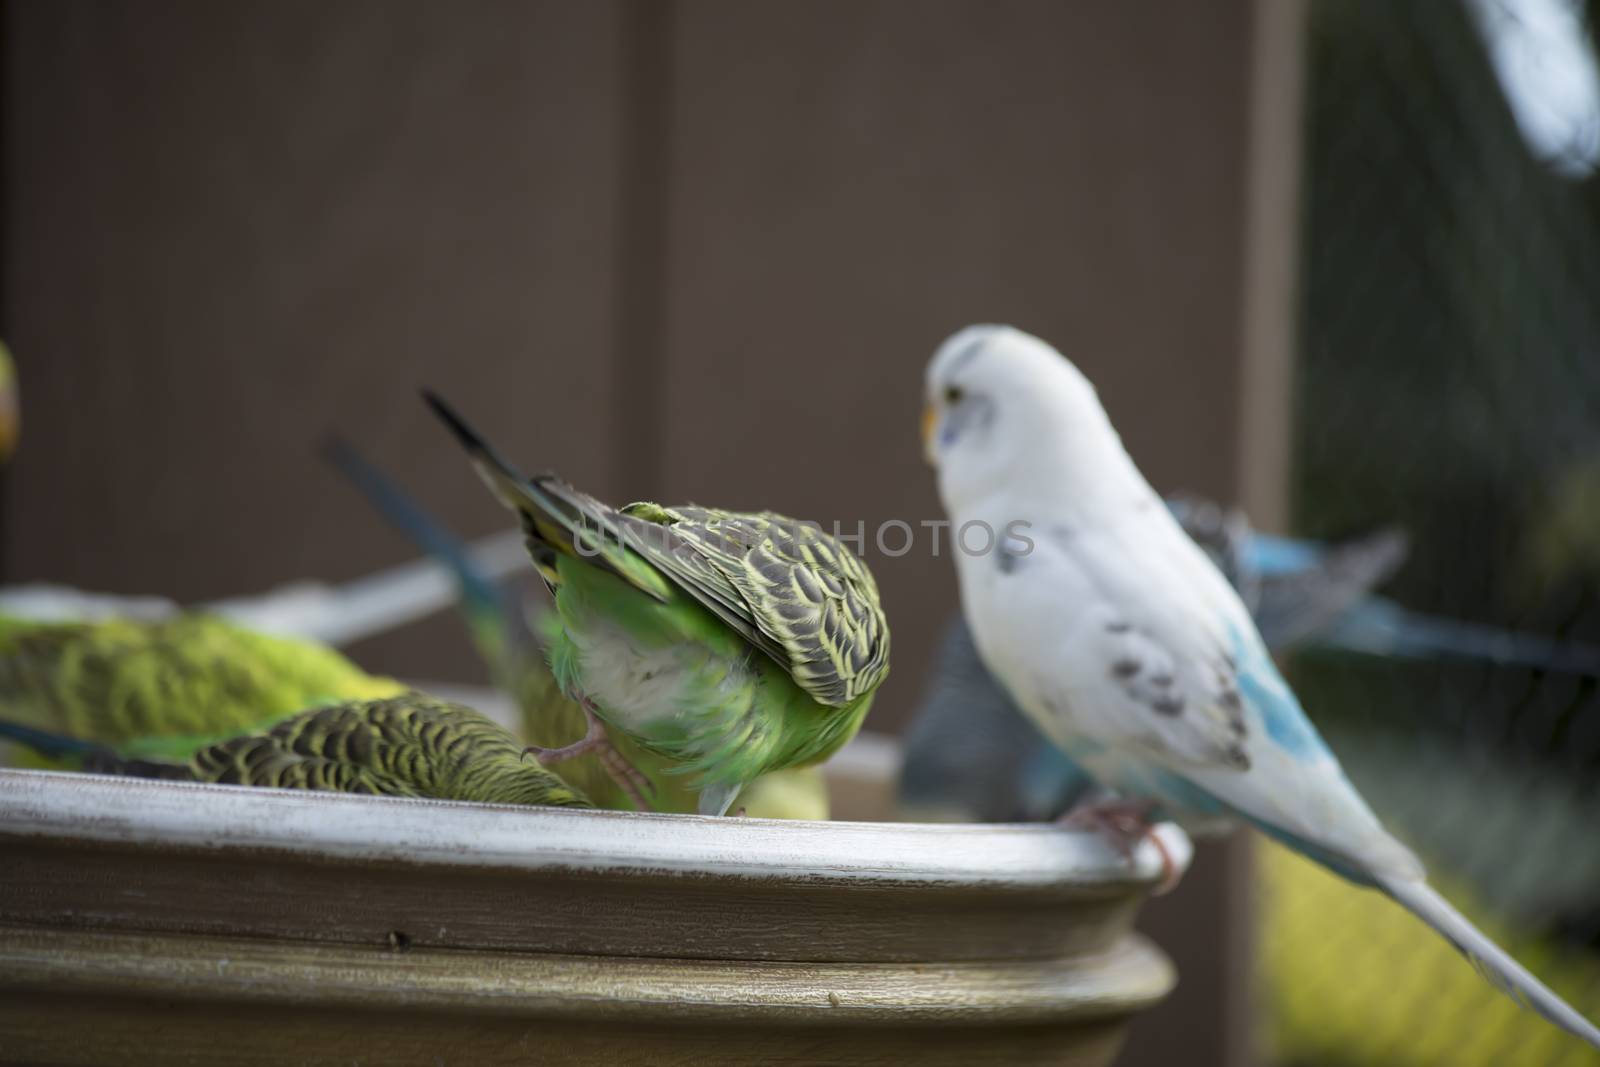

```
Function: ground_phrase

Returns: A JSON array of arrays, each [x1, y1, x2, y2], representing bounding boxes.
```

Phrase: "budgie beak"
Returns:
[[920, 403, 938, 464]]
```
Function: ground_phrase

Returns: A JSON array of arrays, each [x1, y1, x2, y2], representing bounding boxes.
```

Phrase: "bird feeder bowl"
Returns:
[[0, 768, 1178, 1065]]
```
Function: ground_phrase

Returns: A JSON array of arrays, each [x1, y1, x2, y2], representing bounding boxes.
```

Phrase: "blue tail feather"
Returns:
[[321, 436, 510, 626], [0, 718, 104, 761]]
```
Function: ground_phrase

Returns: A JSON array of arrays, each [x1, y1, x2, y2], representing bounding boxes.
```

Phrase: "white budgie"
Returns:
[[922, 323, 1600, 1048]]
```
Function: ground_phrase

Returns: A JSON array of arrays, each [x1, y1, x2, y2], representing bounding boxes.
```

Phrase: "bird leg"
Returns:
[[523, 698, 655, 812], [1058, 798, 1181, 896]]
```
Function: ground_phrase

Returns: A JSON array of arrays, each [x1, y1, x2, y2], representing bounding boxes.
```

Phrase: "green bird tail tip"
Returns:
[[420, 389, 479, 450], [421, 389, 518, 482], [422, 390, 611, 577], [421, 389, 539, 512]]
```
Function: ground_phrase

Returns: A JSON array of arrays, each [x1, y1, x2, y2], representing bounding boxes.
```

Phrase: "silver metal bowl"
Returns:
[[0, 768, 1181, 1065]]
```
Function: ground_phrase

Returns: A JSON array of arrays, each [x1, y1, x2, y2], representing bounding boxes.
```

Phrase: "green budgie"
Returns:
[[0, 614, 405, 766], [1, 693, 590, 807], [324, 435, 660, 810], [325, 436, 835, 818], [425, 392, 891, 816]]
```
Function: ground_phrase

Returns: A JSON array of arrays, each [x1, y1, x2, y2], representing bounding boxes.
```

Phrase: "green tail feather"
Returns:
[[421, 390, 673, 601]]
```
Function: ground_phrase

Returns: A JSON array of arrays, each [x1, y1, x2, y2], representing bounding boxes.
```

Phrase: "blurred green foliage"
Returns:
[[1272, 1, 1600, 1061]]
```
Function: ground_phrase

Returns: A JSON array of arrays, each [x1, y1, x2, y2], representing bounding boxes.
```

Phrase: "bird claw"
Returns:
[[1057, 799, 1181, 895], [523, 694, 655, 812]]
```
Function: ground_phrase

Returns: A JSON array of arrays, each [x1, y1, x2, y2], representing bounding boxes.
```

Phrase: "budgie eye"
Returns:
[[944, 385, 965, 405]]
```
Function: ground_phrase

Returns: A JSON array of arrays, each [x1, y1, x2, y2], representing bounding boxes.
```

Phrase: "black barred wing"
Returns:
[[642, 506, 891, 708], [185, 694, 589, 806], [190, 697, 436, 795]]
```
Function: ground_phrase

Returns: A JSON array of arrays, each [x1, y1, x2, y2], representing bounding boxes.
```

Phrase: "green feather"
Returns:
[[4, 693, 590, 807]]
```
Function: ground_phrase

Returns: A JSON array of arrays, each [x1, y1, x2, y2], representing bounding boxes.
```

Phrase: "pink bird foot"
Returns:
[[523, 697, 654, 812], [1058, 798, 1182, 895]]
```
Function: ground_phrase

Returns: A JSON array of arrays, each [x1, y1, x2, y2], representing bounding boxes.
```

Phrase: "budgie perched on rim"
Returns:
[[902, 508, 1410, 823], [921, 324, 1600, 1047], [0, 614, 404, 767], [0, 693, 590, 807], [425, 392, 890, 816], [902, 493, 1600, 823]]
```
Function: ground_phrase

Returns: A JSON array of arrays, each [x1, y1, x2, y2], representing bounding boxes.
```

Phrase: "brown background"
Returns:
[[1, 4, 1301, 1065]]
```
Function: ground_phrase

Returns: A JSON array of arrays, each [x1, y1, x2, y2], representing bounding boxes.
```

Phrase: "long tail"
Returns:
[[1378, 873, 1600, 1048], [322, 435, 525, 663], [0, 718, 193, 780], [1322, 599, 1600, 676], [421, 390, 671, 601]]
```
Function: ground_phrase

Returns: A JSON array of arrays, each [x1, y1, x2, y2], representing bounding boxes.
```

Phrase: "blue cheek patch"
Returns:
[[939, 425, 960, 447]]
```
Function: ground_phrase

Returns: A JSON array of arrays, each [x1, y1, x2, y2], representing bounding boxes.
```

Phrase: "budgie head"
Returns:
[[922, 324, 1125, 517]]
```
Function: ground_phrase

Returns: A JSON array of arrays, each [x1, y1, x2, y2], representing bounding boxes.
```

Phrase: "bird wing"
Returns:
[[1132, 598, 1427, 882], [1015, 521, 1256, 774], [1251, 527, 1410, 650], [424, 393, 786, 655], [656, 507, 890, 707], [188, 695, 590, 807], [1067, 595, 1254, 772], [188, 698, 436, 795], [1018, 519, 1418, 876]]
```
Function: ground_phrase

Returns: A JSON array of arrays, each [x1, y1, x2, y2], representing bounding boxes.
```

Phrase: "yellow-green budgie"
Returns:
[[0, 613, 404, 766]]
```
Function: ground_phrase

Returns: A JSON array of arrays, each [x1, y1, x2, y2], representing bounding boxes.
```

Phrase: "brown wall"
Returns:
[[3, 0, 1260, 729], [3, 4, 1294, 1064]]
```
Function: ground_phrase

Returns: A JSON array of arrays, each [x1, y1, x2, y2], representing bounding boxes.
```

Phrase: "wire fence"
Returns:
[[1266, 2, 1600, 1063]]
